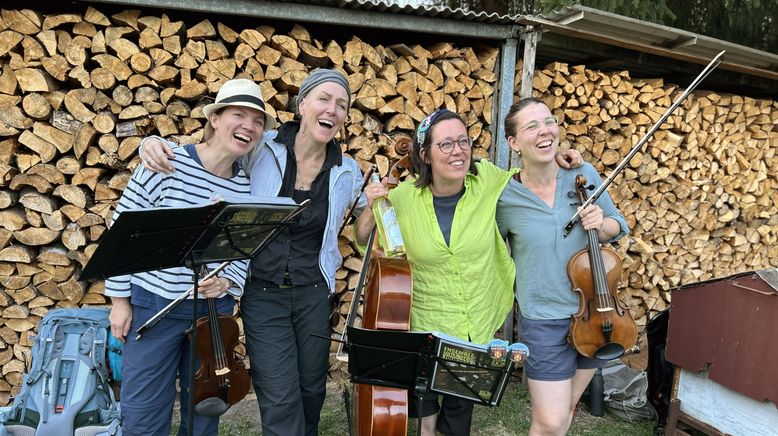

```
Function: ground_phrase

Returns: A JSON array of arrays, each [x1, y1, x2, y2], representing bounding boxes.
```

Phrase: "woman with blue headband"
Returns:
[[354, 108, 582, 436], [139, 69, 364, 436]]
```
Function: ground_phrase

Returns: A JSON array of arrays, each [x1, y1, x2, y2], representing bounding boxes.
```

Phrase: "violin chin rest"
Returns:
[[194, 397, 231, 417], [594, 342, 625, 361]]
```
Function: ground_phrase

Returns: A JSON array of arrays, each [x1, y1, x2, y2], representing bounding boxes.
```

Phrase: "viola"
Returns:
[[190, 297, 251, 416], [567, 174, 637, 360]]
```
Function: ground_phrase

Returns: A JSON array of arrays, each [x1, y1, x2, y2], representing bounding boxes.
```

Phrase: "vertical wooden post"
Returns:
[[511, 27, 541, 171]]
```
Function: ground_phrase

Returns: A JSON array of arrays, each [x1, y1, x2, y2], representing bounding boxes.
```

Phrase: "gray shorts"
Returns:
[[519, 317, 606, 381]]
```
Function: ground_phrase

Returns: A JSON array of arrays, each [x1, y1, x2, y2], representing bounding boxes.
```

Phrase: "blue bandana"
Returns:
[[416, 109, 455, 146]]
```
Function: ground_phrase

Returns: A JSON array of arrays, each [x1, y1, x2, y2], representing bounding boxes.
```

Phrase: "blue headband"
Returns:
[[416, 109, 455, 146]]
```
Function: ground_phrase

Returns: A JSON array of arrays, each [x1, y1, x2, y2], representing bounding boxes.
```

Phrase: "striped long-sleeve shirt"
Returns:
[[104, 145, 252, 300]]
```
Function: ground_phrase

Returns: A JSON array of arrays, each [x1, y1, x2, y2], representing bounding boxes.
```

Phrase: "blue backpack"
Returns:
[[0, 308, 122, 436]]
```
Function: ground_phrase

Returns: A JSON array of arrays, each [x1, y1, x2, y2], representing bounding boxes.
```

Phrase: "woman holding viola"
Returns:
[[106, 78, 269, 436], [497, 98, 629, 436], [355, 108, 582, 436]]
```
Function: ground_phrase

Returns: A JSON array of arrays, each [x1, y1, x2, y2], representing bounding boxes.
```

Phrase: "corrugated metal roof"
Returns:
[[283, 2, 777, 80], [84, 0, 519, 39], [84, 0, 776, 88], [275, 0, 521, 25], [519, 5, 778, 81]]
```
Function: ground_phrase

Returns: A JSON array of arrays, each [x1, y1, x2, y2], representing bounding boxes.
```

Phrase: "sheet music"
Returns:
[[430, 332, 512, 406]]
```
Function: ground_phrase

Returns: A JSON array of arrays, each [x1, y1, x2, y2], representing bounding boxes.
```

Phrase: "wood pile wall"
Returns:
[[0, 5, 776, 404]]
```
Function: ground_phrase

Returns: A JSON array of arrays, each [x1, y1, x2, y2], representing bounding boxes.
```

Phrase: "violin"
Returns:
[[190, 297, 251, 416], [339, 136, 414, 436], [567, 174, 637, 360]]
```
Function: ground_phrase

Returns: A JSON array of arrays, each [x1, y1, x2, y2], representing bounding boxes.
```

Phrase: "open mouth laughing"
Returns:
[[318, 118, 335, 129], [233, 133, 251, 144]]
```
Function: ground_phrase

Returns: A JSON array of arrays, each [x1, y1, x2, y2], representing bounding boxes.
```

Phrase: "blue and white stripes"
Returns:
[[104, 146, 252, 300]]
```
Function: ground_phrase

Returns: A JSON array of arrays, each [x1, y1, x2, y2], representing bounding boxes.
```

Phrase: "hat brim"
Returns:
[[203, 101, 276, 132]]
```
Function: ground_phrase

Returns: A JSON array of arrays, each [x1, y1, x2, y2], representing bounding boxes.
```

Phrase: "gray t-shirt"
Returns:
[[496, 163, 629, 320], [433, 189, 465, 246]]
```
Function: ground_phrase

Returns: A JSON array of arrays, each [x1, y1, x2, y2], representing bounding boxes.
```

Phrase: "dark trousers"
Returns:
[[121, 304, 220, 436], [241, 282, 331, 436], [409, 393, 475, 436]]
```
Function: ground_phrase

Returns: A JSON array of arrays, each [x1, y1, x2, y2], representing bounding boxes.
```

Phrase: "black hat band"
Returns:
[[219, 94, 266, 110]]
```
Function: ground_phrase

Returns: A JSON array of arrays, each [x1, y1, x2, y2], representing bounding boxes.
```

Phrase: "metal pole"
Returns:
[[494, 36, 519, 170]]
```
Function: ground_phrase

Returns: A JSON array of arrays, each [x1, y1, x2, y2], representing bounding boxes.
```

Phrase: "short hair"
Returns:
[[202, 107, 226, 142]]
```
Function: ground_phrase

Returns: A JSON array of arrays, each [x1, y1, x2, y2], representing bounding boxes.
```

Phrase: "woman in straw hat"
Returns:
[[106, 78, 272, 436], [139, 69, 363, 436]]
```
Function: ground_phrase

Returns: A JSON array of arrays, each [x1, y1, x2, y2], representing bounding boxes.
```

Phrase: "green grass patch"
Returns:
[[172, 378, 657, 435]]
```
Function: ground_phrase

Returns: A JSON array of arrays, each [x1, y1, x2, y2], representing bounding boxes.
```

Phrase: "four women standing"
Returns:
[[135, 77, 628, 436]]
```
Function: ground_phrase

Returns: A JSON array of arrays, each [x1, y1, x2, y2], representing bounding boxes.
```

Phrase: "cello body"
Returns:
[[354, 256, 413, 436], [567, 175, 637, 360]]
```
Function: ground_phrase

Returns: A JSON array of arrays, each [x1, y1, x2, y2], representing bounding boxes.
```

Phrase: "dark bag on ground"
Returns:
[[646, 309, 673, 427], [602, 359, 657, 422], [0, 308, 122, 436]]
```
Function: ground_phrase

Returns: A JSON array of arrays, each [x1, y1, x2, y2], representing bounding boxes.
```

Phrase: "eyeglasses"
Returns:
[[518, 116, 558, 134], [433, 136, 473, 154]]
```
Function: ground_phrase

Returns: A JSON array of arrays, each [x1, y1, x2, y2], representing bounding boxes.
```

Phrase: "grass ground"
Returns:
[[172, 376, 658, 435]]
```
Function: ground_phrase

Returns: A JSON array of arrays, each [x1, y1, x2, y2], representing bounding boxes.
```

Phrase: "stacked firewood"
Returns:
[[0, 6, 500, 402], [1, 4, 776, 404], [521, 60, 778, 329]]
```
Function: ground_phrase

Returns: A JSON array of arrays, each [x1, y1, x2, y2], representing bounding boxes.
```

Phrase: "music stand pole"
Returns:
[[415, 379, 425, 436], [79, 197, 310, 436], [187, 259, 199, 436]]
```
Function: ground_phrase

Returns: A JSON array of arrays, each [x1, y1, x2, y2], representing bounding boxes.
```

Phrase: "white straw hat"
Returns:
[[203, 78, 276, 131]]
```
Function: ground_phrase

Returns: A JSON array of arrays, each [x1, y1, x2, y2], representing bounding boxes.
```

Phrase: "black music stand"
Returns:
[[80, 195, 309, 436], [347, 326, 513, 435]]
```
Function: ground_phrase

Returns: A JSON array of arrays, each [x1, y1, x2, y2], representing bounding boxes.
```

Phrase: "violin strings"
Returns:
[[208, 300, 228, 383], [590, 231, 612, 331]]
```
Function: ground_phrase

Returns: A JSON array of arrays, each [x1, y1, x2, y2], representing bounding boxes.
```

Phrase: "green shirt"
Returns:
[[388, 160, 516, 344]]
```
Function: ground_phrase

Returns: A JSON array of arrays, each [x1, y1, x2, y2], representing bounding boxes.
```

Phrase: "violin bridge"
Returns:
[[595, 307, 614, 313], [215, 368, 230, 376]]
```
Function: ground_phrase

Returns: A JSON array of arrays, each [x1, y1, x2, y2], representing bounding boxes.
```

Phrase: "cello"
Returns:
[[567, 175, 637, 360], [339, 136, 414, 436]]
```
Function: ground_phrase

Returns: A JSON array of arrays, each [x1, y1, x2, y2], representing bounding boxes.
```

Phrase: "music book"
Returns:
[[430, 332, 513, 406], [80, 194, 307, 281]]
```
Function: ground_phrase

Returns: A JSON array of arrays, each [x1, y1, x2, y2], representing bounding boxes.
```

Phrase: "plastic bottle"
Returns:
[[370, 173, 405, 257]]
